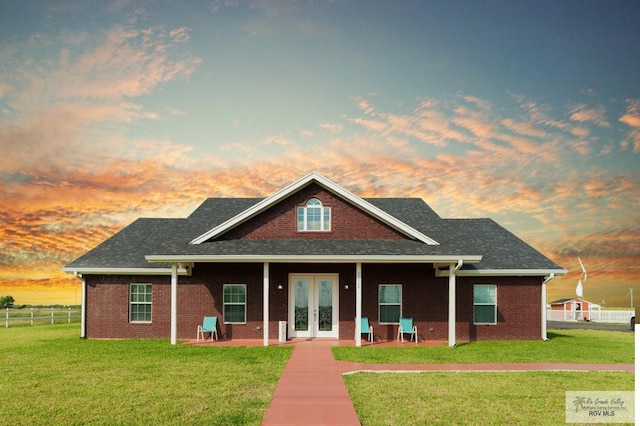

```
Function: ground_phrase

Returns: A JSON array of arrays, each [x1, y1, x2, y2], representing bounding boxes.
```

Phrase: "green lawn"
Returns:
[[0, 326, 634, 425], [0, 325, 292, 425], [338, 330, 634, 425], [344, 371, 634, 426], [333, 329, 634, 364]]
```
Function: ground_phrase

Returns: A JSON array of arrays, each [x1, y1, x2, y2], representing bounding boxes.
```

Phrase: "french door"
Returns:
[[288, 274, 339, 338]]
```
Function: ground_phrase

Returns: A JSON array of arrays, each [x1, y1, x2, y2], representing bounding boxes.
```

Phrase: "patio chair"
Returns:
[[397, 317, 418, 343], [357, 317, 374, 343], [196, 316, 219, 342]]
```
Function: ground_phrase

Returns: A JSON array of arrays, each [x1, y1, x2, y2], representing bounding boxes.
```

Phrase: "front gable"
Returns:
[[190, 172, 439, 245], [219, 183, 408, 240]]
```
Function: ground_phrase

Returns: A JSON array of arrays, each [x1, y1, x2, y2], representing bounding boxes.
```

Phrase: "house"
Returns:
[[549, 297, 596, 321], [63, 172, 566, 346]]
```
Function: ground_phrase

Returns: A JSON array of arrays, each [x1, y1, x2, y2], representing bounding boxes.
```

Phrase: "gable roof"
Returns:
[[63, 173, 566, 277], [189, 172, 439, 245]]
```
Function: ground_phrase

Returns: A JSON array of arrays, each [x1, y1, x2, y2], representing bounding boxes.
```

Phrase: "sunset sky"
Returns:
[[1, 0, 638, 307]]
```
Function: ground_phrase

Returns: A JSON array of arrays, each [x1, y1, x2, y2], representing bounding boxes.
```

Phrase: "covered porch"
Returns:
[[150, 255, 484, 348]]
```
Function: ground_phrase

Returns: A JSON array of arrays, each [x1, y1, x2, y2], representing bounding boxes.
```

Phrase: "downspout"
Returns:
[[448, 260, 464, 347], [75, 272, 86, 339], [541, 273, 555, 341]]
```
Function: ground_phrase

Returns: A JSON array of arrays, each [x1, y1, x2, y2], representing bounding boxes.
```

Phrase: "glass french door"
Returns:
[[288, 274, 338, 338]]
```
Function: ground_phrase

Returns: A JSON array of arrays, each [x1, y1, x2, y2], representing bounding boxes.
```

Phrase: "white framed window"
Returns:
[[129, 283, 152, 323], [379, 284, 402, 324], [223, 284, 246, 324], [297, 198, 331, 231], [474, 284, 497, 324]]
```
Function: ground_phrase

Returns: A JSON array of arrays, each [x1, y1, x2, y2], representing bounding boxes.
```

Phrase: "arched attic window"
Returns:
[[297, 198, 331, 231]]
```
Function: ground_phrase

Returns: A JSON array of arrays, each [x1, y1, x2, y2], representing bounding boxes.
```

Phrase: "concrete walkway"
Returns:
[[262, 340, 361, 426], [185, 338, 633, 425], [337, 361, 634, 374]]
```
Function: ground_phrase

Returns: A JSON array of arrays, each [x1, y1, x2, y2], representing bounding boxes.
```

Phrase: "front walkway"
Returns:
[[261, 340, 360, 426], [186, 338, 634, 425]]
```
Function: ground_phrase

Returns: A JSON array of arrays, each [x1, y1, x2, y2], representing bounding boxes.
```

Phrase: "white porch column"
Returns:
[[170, 263, 178, 346], [263, 262, 269, 347], [541, 280, 548, 341], [80, 276, 86, 338], [448, 260, 463, 347], [355, 262, 362, 347]]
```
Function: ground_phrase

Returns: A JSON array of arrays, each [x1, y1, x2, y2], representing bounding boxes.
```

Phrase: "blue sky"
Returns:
[[0, 0, 639, 305]]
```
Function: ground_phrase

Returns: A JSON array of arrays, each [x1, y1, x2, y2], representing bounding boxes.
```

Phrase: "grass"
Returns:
[[0, 326, 634, 425], [333, 329, 634, 364], [344, 371, 634, 425], [0, 325, 292, 425], [338, 329, 634, 425]]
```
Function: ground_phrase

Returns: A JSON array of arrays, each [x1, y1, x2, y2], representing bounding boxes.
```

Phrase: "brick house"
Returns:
[[63, 172, 566, 346]]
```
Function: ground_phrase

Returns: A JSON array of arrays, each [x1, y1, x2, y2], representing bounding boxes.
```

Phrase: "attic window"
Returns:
[[297, 198, 331, 231]]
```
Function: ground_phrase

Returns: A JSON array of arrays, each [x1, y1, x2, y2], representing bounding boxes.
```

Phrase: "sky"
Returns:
[[0, 0, 638, 307]]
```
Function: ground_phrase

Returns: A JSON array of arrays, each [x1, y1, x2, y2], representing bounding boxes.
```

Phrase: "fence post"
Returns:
[[31, 307, 34, 326], [5, 308, 8, 328], [51, 307, 55, 325], [68, 307, 71, 324]]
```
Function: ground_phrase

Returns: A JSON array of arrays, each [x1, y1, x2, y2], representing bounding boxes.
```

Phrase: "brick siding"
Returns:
[[222, 183, 406, 240], [85, 264, 542, 341]]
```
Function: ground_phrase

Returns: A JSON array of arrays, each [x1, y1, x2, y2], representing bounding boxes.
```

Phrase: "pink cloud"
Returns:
[[320, 123, 343, 133], [569, 103, 610, 127]]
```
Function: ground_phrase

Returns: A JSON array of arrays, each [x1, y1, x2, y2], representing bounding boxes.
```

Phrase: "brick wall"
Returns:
[[85, 264, 542, 341], [222, 183, 406, 240]]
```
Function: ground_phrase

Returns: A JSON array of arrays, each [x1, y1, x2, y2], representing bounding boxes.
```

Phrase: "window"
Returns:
[[379, 284, 402, 324], [129, 283, 152, 323], [223, 284, 246, 324], [474, 285, 497, 324], [297, 198, 331, 231]]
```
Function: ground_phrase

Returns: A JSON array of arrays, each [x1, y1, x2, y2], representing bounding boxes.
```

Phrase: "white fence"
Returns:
[[546, 309, 635, 323], [4, 307, 81, 328]]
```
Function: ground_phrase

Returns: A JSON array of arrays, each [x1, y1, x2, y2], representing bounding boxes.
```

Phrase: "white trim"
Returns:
[[146, 254, 482, 264], [263, 264, 269, 347], [436, 268, 567, 277], [189, 172, 440, 245], [223, 284, 248, 324], [473, 284, 497, 325], [170, 264, 178, 345], [378, 284, 402, 325], [288, 273, 339, 339], [63, 267, 191, 276], [355, 263, 362, 347], [66, 267, 192, 275], [129, 282, 153, 324], [80, 277, 86, 338], [448, 260, 463, 347]]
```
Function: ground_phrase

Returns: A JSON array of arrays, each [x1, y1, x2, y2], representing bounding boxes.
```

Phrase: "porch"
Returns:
[[162, 261, 477, 348], [183, 337, 449, 347]]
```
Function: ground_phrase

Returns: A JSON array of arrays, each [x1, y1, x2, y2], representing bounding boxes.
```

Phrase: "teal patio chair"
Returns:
[[197, 316, 219, 341], [397, 317, 418, 343], [357, 317, 374, 343]]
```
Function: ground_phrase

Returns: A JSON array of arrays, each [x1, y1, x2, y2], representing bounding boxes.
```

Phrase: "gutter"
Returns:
[[541, 273, 556, 341]]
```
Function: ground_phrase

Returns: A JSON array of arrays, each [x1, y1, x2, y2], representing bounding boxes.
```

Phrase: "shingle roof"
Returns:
[[64, 196, 564, 274]]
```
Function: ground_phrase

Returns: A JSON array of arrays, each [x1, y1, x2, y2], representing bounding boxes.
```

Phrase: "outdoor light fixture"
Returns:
[[277, 284, 283, 290], [344, 284, 349, 290]]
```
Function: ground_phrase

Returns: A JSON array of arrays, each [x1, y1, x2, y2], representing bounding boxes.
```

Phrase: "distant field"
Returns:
[[0, 325, 292, 425]]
